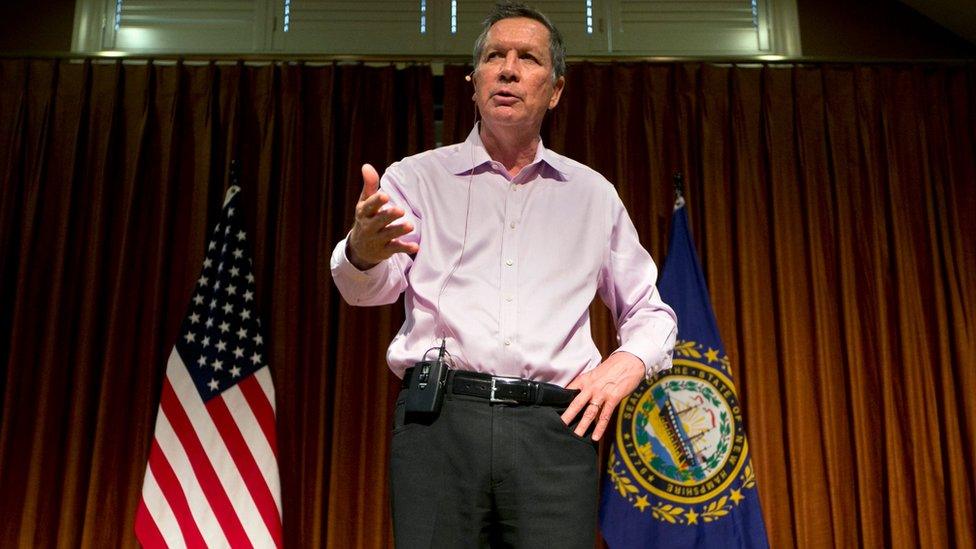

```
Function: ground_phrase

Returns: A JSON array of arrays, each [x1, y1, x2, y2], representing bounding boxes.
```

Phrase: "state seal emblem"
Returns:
[[607, 340, 758, 525]]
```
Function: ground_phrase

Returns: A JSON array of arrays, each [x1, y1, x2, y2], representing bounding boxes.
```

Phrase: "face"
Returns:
[[472, 17, 565, 132]]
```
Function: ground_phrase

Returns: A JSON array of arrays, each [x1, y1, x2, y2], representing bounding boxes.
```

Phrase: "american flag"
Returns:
[[135, 186, 282, 548]]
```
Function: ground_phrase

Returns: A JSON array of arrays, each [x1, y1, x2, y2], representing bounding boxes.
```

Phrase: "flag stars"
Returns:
[[216, 340, 227, 352], [240, 309, 251, 321], [189, 313, 200, 324], [228, 207, 235, 217], [237, 327, 248, 340], [214, 280, 221, 291], [193, 294, 204, 305], [233, 249, 243, 259], [229, 266, 240, 277], [206, 317, 214, 328], [197, 355, 207, 367], [730, 489, 744, 505], [243, 290, 254, 302], [225, 225, 232, 235], [201, 336, 210, 348], [198, 275, 209, 286], [705, 348, 720, 363], [233, 347, 244, 359], [250, 352, 262, 365], [208, 241, 216, 250], [203, 258, 213, 268], [230, 365, 241, 377], [246, 273, 255, 283], [219, 321, 230, 333], [212, 359, 223, 371], [210, 299, 218, 310], [633, 495, 649, 512], [184, 332, 196, 343], [222, 303, 234, 315], [236, 230, 246, 240], [253, 334, 263, 346], [208, 379, 219, 391], [226, 285, 237, 296]]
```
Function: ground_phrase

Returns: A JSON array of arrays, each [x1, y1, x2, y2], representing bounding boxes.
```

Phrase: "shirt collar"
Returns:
[[444, 124, 569, 181]]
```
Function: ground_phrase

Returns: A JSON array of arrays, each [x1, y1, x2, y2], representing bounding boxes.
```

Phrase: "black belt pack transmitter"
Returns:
[[405, 341, 450, 416]]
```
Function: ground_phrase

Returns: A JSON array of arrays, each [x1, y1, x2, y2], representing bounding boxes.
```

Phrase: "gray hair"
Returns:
[[471, 2, 566, 82]]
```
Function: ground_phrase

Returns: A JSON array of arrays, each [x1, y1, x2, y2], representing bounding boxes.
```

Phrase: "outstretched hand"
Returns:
[[346, 164, 419, 270], [560, 352, 646, 441]]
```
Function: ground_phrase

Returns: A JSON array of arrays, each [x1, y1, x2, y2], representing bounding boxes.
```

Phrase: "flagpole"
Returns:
[[672, 171, 686, 209], [224, 160, 242, 206]]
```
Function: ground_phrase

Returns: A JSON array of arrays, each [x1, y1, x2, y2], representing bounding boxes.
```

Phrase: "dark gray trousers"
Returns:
[[389, 388, 599, 548]]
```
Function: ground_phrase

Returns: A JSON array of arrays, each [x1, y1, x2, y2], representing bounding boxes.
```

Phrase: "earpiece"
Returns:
[[464, 74, 472, 82]]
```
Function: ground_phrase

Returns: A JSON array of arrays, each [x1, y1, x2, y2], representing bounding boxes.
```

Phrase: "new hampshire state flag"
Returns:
[[599, 198, 769, 548]]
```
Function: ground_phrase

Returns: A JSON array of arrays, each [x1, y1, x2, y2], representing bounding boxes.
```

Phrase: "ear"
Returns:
[[547, 75, 566, 110]]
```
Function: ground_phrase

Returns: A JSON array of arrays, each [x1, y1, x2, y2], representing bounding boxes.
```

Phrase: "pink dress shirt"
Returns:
[[330, 126, 676, 387]]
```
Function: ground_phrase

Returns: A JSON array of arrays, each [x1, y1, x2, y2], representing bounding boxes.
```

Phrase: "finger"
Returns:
[[565, 371, 589, 391], [560, 390, 590, 425], [385, 240, 419, 255], [357, 192, 390, 219], [591, 398, 621, 441], [574, 400, 603, 438], [377, 222, 414, 242], [360, 164, 380, 200], [356, 206, 404, 237], [369, 205, 408, 227]]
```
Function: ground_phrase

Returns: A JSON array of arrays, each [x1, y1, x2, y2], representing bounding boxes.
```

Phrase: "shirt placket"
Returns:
[[499, 176, 524, 360]]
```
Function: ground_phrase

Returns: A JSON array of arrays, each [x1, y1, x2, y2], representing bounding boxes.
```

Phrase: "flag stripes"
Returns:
[[146, 440, 207, 547], [135, 496, 171, 548], [238, 373, 279, 461], [136, 186, 282, 548]]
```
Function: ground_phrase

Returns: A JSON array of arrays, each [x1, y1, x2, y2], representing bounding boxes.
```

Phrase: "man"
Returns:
[[330, 3, 676, 546]]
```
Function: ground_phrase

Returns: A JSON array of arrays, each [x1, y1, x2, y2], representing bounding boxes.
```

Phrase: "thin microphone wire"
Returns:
[[432, 73, 479, 366]]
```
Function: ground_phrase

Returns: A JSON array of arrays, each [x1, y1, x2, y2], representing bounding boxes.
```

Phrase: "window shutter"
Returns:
[[276, 1, 434, 55], [110, 0, 265, 52], [610, 0, 771, 54]]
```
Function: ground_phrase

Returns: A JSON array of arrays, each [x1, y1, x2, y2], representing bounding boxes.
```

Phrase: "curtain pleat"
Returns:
[[0, 59, 973, 548], [0, 60, 433, 548], [449, 61, 976, 549]]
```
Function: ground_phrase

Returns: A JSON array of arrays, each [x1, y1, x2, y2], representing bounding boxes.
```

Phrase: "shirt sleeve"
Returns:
[[329, 164, 420, 306], [597, 192, 677, 378]]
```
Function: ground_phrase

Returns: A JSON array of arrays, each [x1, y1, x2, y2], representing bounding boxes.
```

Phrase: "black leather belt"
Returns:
[[402, 368, 579, 407]]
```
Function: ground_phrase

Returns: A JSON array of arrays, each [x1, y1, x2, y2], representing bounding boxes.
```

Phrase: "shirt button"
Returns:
[[505, 259, 514, 266], [504, 339, 511, 346], [505, 295, 513, 302], [509, 221, 516, 229]]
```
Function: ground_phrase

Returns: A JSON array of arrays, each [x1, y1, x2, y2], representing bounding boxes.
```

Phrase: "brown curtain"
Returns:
[[1, 58, 974, 548], [445, 62, 976, 548], [0, 59, 433, 548]]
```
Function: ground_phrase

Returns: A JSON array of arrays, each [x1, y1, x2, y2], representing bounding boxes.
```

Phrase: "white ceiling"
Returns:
[[900, 0, 976, 45]]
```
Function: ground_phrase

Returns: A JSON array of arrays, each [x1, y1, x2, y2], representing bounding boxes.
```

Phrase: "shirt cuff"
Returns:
[[614, 343, 674, 379], [331, 238, 391, 284]]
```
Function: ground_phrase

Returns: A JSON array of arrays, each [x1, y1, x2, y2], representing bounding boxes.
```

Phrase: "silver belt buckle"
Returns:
[[489, 376, 523, 404]]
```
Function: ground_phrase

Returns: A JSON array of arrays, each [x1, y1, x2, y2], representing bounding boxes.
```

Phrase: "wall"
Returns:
[[796, 0, 976, 58], [0, 0, 75, 53], [0, 2, 973, 59]]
